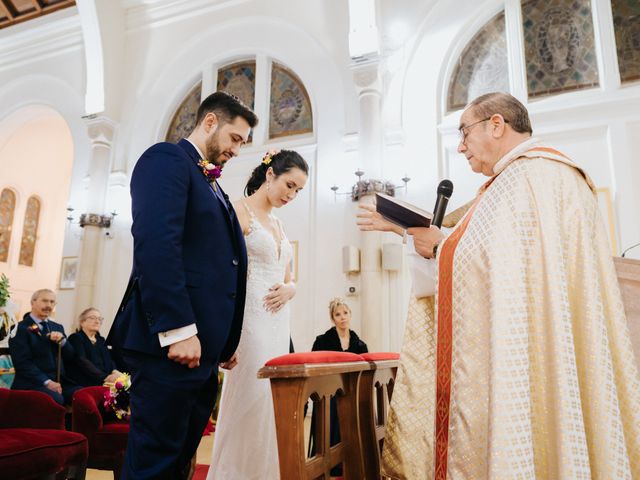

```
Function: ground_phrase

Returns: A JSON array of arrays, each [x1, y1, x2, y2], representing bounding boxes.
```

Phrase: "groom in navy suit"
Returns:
[[108, 92, 258, 479]]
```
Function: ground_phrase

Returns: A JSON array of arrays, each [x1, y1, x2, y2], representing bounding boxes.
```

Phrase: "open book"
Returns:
[[375, 193, 432, 229]]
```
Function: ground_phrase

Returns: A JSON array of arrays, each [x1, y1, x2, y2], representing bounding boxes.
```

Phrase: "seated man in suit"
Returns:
[[9, 289, 80, 405]]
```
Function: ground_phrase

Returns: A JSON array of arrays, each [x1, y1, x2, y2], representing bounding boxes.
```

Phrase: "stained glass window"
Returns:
[[447, 12, 509, 112], [0, 188, 16, 263], [165, 82, 202, 143], [612, 0, 640, 84], [269, 63, 313, 138], [217, 61, 256, 110], [18, 196, 40, 267], [522, 0, 599, 98]]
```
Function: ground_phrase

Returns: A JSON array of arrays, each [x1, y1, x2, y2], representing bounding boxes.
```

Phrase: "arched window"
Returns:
[[269, 63, 313, 138], [0, 188, 16, 263], [165, 82, 202, 143], [612, 0, 640, 84], [217, 60, 257, 110], [18, 196, 40, 267], [165, 58, 313, 146], [522, 0, 599, 98], [447, 12, 508, 112]]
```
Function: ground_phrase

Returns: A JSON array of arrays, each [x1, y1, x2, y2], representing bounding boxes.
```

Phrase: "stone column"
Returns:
[[75, 116, 116, 312], [352, 60, 389, 351]]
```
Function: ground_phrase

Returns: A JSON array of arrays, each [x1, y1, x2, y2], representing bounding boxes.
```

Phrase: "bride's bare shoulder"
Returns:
[[233, 199, 251, 233]]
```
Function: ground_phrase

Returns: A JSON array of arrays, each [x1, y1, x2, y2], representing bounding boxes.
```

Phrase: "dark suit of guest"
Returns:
[[9, 312, 79, 405], [107, 139, 247, 480], [308, 327, 368, 473], [66, 330, 116, 386]]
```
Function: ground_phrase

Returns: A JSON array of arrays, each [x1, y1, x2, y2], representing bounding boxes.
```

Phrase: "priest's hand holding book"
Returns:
[[356, 197, 444, 259]]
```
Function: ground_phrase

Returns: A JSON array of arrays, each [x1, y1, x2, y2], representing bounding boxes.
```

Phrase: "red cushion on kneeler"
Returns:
[[265, 351, 365, 366], [89, 422, 129, 460], [0, 428, 88, 478], [360, 352, 400, 361]]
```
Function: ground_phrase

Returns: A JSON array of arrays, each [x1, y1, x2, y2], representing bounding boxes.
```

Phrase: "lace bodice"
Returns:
[[242, 203, 293, 319]]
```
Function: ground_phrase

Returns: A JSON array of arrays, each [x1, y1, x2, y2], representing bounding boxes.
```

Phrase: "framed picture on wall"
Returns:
[[59, 257, 79, 290], [289, 241, 298, 282]]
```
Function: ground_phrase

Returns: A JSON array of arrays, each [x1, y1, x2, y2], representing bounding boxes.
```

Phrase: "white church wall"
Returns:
[[105, 4, 360, 351]]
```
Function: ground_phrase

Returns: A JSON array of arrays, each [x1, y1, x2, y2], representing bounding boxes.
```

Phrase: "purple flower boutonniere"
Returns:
[[28, 323, 41, 336], [198, 160, 222, 185]]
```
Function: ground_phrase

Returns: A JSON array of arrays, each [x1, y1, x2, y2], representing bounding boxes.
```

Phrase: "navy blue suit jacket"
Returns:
[[107, 139, 247, 383], [9, 313, 75, 389]]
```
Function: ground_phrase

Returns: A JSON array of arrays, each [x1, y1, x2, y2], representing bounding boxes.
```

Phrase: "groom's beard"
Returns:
[[205, 130, 230, 167]]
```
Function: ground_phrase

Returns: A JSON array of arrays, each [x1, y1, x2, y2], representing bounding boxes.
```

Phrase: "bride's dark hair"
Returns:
[[244, 150, 309, 196]]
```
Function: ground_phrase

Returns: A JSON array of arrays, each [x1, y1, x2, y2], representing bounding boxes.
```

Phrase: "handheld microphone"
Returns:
[[432, 179, 454, 228]]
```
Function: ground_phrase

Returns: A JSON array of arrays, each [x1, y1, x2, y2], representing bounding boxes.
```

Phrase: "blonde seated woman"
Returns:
[[308, 298, 368, 476], [66, 308, 121, 387]]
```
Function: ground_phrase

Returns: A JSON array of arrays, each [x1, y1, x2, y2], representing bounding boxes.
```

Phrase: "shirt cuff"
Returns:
[[158, 324, 198, 348]]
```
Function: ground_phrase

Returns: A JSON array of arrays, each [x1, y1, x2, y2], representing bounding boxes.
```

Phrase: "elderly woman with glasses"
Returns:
[[66, 308, 120, 386]]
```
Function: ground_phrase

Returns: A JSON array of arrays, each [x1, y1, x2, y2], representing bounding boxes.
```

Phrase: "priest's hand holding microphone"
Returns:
[[409, 180, 452, 259], [356, 179, 453, 260]]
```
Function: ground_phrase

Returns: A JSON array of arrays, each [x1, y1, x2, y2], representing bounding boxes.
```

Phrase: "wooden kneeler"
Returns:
[[258, 351, 372, 479], [358, 353, 400, 480]]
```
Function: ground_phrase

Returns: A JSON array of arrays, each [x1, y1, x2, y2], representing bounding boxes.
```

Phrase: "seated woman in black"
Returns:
[[308, 298, 368, 473], [66, 308, 120, 386]]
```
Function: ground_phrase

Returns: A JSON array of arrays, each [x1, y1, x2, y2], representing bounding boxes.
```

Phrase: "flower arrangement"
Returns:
[[0, 274, 9, 309], [104, 373, 132, 420], [262, 149, 280, 166], [0, 274, 17, 343], [197, 159, 222, 184]]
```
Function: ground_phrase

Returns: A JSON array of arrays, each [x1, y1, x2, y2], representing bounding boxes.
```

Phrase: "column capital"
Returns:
[[351, 59, 382, 97], [84, 115, 117, 147]]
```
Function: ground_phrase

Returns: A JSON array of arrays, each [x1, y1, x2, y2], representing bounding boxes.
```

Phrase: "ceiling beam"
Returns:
[[30, 0, 43, 12], [0, 0, 76, 30], [0, 0, 16, 20]]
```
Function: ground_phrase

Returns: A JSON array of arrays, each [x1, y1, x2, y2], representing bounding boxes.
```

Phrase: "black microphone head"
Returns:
[[437, 179, 453, 197]]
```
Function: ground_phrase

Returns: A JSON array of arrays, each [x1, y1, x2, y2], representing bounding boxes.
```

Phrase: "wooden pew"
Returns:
[[358, 353, 399, 480], [258, 351, 371, 479]]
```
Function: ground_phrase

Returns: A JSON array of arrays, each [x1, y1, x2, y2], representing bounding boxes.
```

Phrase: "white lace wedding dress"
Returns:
[[207, 206, 292, 480]]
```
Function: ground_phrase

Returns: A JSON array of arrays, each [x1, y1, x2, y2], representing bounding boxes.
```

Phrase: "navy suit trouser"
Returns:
[[16, 383, 81, 406], [121, 354, 218, 480]]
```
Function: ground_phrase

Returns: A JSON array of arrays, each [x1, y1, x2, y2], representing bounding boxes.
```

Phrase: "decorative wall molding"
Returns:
[[125, 0, 251, 33], [0, 9, 82, 72]]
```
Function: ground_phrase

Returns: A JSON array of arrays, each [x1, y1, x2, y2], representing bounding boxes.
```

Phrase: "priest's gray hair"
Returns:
[[468, 92, 533, 135]]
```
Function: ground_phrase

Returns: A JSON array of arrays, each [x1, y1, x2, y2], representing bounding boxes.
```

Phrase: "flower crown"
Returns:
[[262, 149, 281, 166]]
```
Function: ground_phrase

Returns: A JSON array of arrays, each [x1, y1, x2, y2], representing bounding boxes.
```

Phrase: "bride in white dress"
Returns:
[[207, 149, 308, 480]]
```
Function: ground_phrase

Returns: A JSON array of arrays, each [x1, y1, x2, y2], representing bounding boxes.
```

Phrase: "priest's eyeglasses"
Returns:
[[458, 117, 491, 144], [458, 117, 510, 144]]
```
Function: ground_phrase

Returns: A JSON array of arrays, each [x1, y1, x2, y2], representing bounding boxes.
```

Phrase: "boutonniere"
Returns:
[[28, 323, 41, 336], [198, 159, 222, 187]]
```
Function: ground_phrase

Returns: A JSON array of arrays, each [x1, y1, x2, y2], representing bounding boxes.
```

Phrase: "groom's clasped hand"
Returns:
[[167, 333, 201, 369]]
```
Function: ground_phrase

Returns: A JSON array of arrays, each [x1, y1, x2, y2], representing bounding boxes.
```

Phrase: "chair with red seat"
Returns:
[[358, 352, 400, 479], [72, 386, 129, 479], [258, 350, 372, 479], [0, 388, 88, 479]]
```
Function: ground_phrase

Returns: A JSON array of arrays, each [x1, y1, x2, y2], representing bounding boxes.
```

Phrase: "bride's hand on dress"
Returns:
[[220, 351, 239, 370], [263, 282, 296, 313]]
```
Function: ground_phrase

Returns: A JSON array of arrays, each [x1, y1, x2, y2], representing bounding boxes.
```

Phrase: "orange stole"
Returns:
[[433, 176, 496, 480]]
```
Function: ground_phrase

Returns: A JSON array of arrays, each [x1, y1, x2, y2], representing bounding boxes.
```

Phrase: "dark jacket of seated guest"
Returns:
[[66, 330, 116, 386], [10, 312, 76, 389], [65, 308, 119, 387], [312, 326, 368, 354]]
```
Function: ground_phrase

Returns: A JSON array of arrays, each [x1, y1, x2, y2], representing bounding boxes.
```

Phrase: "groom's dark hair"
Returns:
[[195, 91, 258, 128]]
